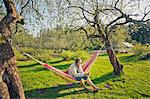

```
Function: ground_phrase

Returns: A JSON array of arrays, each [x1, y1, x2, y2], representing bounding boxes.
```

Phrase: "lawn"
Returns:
[[17, 53, 150, 99]]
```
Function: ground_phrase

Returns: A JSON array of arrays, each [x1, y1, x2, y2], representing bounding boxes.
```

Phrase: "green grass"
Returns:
[[17, 54, 150, 99]]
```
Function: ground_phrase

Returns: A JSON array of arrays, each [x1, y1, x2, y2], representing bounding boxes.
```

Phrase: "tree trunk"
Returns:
[[0, 0, 25, 98], [0, 43, 25, 99], [105, 39, 123, 75], [96, 22, 123, 75]]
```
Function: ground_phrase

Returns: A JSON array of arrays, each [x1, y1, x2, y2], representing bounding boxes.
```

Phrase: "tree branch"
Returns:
[[3, 0, 17, 16], [75, 27, 90, 38], [105, 15, 124, 32], [82, 10, 96, 24], [68, 5, 94, 15], [88, 34, 101, 38], [66, 0, 71, 5], [31, 0, 42, 16], [20, 0, 31, 15], [108, 21, 128, 33], [142, 11, 150, 21], [114, 0, 124, 15]]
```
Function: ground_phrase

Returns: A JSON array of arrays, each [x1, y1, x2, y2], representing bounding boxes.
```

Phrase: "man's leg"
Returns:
[[86, 77, 99, 91], [80, 79, 87, 88], [80, 79, 93, 91]]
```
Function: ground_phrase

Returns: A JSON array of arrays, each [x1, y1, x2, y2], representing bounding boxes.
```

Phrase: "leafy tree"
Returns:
[[38, 27, 91, 51], [131, 26, 150, 44], [109, 25, 130, 51]]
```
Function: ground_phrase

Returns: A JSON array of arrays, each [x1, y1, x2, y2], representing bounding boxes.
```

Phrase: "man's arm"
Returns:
[[72, 66, 84, 77]]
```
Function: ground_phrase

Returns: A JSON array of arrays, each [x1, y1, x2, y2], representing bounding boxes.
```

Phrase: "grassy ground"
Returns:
[[17, 53, 150, 99]]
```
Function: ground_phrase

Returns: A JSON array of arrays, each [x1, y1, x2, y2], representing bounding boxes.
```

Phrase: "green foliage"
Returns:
[[60, 50, 90, 61], [15, 47, 53, 62], [109, 26, 130, 50], [73, 50, 90, 61], [13, 49, 28, 61], [12, 28, 92, 51], [21, 47, 36, 55], [131, 44, 150, 57], [12, 32, 38, 48], [60, 50, 75, 61], [139, 53, 150, 60], [17, 54, 150, 98], [130, 25, 150, 44], [34, 49, 53, 62]]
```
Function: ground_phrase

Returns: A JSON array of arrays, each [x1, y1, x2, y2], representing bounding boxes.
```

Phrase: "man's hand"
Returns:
[[84, 72, 90, 76]]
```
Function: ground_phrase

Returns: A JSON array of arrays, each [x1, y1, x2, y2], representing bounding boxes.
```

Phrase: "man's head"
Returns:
[[75, 58, 82, 66]]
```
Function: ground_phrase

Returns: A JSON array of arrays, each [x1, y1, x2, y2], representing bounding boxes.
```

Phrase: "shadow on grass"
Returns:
[[18, 63, 40, 68], [18, 58, 64, 69], [25, 83, 86, 98], [99, 54, 108, 57], [47, 59, 64, 64], [92, 72, 117, 84], [119, 55, 139, 62], [25, 72, 116, 98], [53, 64, 71, 70]]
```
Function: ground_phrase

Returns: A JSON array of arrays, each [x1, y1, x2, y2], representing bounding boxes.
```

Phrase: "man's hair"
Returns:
[[75, 58, 82, 63]]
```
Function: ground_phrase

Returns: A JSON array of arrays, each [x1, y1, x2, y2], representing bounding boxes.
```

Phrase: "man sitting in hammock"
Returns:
[[68, 58, 100, 92]]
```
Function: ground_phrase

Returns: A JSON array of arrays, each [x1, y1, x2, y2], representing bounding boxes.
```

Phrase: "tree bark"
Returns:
[[0, 0, 25, 98], [105, 40, 123, 75]]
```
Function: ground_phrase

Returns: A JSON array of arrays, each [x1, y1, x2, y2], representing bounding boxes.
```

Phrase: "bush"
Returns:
[[131, 44, 150, 59], [60, 50, 75, 61], [14, 47, 53, 62], [74, 50, 90, 61], [140, 53, 150, 60], [13, 49, 28, 61], [60, 50, 90, 61], [131, 44, 150, 56], [21, 47, 36, 55], [34, 49, 53, 62]]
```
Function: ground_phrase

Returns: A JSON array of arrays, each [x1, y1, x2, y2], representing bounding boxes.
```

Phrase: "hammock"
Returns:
[[23, 51, 100, 83]]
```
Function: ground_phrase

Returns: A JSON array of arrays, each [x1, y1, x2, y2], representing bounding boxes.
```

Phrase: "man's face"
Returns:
[[76, 59, 82, 66]]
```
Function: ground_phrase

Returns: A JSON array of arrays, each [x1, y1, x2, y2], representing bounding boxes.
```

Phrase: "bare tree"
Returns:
[[67, 0, 150, 75]]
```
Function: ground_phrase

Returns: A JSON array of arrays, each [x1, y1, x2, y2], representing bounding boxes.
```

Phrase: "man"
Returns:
[[68, 58, 100, 92]]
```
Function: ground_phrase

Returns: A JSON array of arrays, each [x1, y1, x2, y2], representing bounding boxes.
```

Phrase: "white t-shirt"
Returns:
[[68, 63, 84, 77]]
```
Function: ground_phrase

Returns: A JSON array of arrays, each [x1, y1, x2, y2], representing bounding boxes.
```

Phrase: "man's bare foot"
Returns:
[[84, 87, 93, 92], [93, 87, 100, 92]]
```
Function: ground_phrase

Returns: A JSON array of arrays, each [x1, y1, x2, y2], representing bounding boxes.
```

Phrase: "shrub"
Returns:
[[60, 50, 75, 61], [131, 44, 150, 56], [21, 47, 36, 55], [140, 52, 150, 60], [131, 44, 150, 60], [74, 50, 90, 61], [34, 49, 53, 62], [13, 49, 28, 61], [14, 47, 53, 62], [60, 50, 90, 61]]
